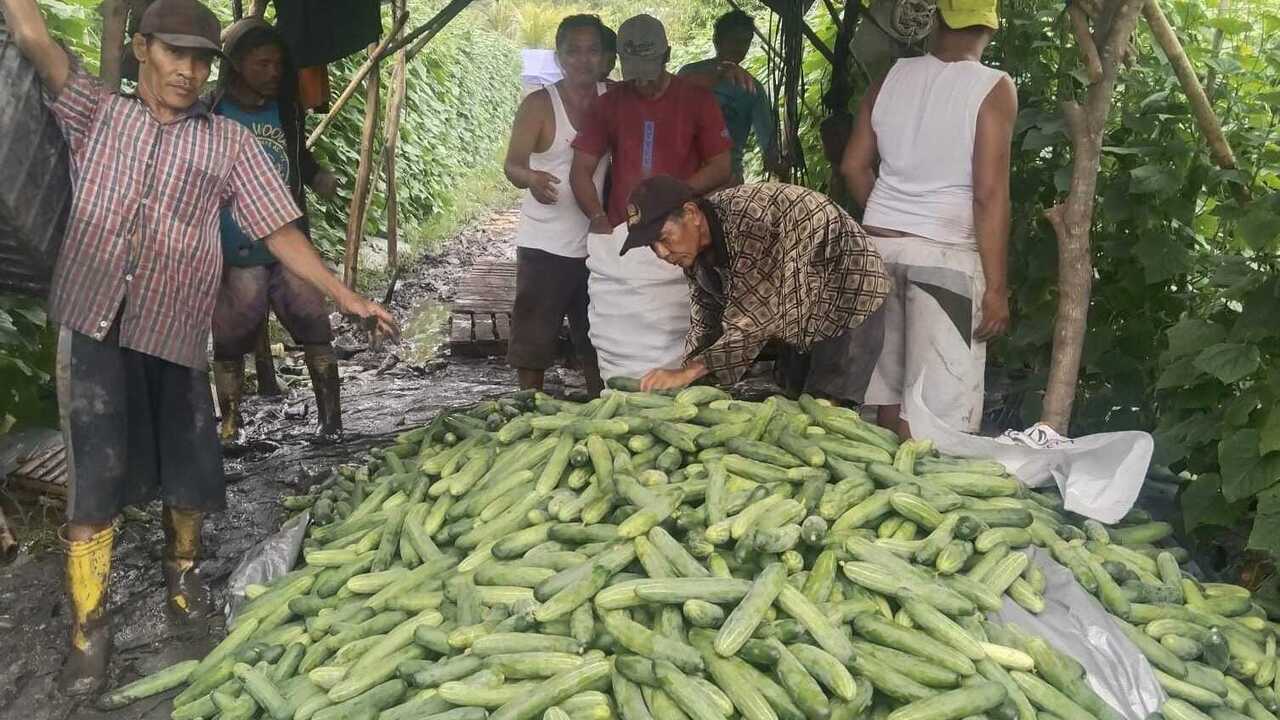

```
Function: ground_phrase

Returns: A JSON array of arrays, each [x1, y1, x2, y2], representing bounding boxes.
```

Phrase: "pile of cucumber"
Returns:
[[97, 380, 1279, 720]]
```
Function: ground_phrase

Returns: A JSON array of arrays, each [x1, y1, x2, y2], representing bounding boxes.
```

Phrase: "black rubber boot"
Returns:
[[211, 359, 245, 444], [254, 325, 282, 397], [161, 507, 213, 622], [304, 344, 343, 444], [59, 525, 113, 697]]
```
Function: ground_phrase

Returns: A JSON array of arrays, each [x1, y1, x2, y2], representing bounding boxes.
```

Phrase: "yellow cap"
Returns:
[[938, 0, 999, 30]]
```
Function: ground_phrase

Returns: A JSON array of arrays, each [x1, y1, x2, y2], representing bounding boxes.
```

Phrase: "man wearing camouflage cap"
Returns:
[[1, 0, 397, 693]]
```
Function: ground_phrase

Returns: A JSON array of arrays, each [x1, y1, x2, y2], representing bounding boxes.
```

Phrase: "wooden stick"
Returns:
[[1067, 5, 1103, 83], [383, 46, 408, 275], [393, 0, 475, 59], [1142, 0, 1238, 171], [98, 0, 128, 92], [306, 11, 407, 150], [342, 47, 382, 289]]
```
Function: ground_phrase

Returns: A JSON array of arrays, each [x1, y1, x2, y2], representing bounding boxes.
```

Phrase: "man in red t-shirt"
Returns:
[[571, 13, 733, 234]]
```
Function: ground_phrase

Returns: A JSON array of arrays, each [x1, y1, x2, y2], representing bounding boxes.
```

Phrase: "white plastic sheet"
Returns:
[[224, 509, 309, 626], [904, 373, 1153, 523], [994, 549, 1167, 720], [586, 224, 691, 381]]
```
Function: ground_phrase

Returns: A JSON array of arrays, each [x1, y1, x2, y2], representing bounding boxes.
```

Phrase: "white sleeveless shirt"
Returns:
[[516, 82, 607, 258], [862, 55, 1009, 247]]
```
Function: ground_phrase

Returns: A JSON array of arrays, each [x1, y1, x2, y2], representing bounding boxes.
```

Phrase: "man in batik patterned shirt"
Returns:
[[620, 176, 891, 396]]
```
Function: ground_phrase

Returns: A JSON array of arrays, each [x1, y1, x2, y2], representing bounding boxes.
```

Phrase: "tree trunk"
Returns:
[[342, 48, 381, 289], [98, 0, 128, 92], [1039, 0, 1146, 432]]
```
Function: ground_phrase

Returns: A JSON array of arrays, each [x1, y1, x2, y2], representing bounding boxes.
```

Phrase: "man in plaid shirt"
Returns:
[[2, 0, 396, 694]]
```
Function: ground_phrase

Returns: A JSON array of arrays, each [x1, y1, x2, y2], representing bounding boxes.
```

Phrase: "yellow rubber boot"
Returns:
[[59, 525, 113, 696], [212, 359, 244, 444], [162, 506, 213, 621]]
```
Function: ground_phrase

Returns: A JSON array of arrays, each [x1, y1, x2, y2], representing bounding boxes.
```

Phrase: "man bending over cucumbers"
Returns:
[[622, 176, 891, 399]]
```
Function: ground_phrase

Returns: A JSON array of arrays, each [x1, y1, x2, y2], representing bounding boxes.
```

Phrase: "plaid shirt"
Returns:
[[686, 183, 891, 384], [46, 65, 301, 369]]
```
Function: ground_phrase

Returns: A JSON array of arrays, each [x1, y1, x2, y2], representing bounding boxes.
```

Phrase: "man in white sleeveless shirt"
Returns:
[[504, 15, 609, 396], [841, 0, 1016, 435]]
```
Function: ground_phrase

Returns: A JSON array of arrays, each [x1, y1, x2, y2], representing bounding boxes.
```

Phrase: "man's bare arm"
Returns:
[[265, 224, 398, 337], [570, 148, 609, 232], [972, 76, 1017, 341], [686, 151, 732, 195], [503, 91, 548, 190], [1, 0, 71, 94], [841, 79, 882, 210]]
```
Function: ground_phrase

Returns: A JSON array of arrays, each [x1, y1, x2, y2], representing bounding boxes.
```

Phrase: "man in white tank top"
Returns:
[[504, 15, 609, 396], [839, 0, 1016, 436]]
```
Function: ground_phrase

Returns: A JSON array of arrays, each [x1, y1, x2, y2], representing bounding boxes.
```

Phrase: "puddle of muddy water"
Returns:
[[402, 299, 452, 365]]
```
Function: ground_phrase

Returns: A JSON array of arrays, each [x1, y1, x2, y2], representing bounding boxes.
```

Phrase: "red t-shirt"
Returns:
[[573, 75, 733, 226]]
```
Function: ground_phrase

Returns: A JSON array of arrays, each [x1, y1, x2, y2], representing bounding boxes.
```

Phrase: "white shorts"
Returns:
[[861, 235, 987, 432]]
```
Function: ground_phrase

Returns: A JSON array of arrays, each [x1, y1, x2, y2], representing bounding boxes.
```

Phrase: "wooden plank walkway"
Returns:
[[449, 260, 518, 357]]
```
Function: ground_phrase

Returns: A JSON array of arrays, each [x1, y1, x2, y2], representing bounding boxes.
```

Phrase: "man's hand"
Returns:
[[974, 287, 1010, 341], [529, 170, 560, 205], [641, 361, 709, 391], [311, 170, 340, 200], [338, 291, 400, 341], [588, 213, 612, 235]]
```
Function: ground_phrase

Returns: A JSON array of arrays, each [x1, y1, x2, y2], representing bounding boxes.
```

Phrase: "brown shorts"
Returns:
[[212, 262, 333, 360], [57, 319, 224, 524], [508, 247, 596, 371]]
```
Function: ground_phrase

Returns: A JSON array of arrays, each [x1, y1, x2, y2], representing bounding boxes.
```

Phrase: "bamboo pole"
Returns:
[[1040, 0, 1146, 432], [99, 0, 128, 92], [383, 38, 408, 272], [306, 11, 407, 150], [1142, 0, 1238, 172], [342, 47, 382, 289]]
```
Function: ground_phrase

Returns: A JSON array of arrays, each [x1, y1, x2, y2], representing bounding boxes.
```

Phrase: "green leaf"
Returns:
[[1247, 486, 1280, 555], [1182, 473, 1245, 533], [1130, 164, 1179, 194], [1134, 234, 1190, 283], [1219, 429, 1280, 502], [1235, 209, 1279, 251], [1156, 356, 1206, 390], [1208, 17, 1252, 35], [1194, 343, 1261, 384], [1225, 391, 1261, 427], [1166, 319, 1227, 359], [1260, 407, 1280, 456]]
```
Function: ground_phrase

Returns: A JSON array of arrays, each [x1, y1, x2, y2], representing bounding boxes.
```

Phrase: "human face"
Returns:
[[557, 26, 603, 86], [715, 30, 753, 64], [650, 204, 704, 269], [237, 42, 285, 100], [134, 36, 213, 115]]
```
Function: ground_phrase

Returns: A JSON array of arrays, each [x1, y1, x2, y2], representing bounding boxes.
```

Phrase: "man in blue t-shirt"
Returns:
[[679, 11, 786, 185], [210, 19, 346, 443]]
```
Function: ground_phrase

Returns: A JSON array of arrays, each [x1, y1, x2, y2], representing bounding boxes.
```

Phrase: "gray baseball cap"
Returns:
[[617, 14, 669, 82]]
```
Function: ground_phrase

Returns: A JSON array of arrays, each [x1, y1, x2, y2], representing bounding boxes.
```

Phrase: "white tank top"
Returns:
[[862, 55, 1009, 247], [516, 82, 608, 258]]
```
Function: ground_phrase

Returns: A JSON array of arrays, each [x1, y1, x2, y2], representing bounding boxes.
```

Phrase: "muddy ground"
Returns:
[[0, 206, 596, 720]]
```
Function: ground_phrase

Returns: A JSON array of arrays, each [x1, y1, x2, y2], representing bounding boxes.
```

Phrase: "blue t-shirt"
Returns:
[[216, 98, 290, 266], [678, 59, 776, 181]]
